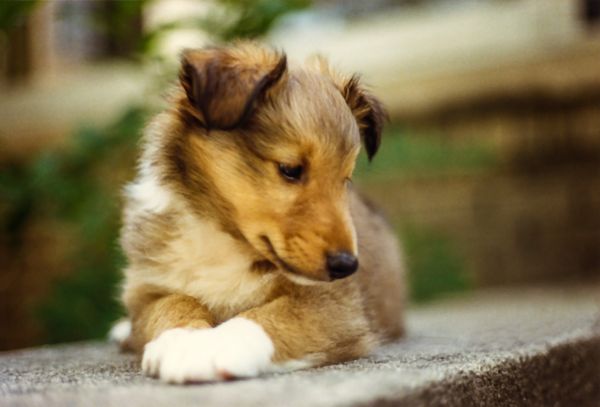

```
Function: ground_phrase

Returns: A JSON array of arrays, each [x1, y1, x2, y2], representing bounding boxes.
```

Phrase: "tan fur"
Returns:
[[119, 41, 405, 370]]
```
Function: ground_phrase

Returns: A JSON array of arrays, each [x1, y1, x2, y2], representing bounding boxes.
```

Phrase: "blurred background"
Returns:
[[1, 0, 599, 351]]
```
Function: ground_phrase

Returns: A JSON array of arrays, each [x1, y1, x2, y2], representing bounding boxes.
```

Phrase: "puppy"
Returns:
[[115, 41, 405, 383]]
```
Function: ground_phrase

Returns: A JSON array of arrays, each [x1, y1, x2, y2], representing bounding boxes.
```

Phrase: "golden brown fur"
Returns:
[[119, 41, 405, 377]]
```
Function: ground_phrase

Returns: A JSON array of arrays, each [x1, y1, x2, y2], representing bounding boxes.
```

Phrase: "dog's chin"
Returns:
[[280, 270, 325, 286]]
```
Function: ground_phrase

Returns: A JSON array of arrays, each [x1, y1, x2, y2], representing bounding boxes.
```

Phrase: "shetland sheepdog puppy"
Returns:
[[112, 42, 405, 383]]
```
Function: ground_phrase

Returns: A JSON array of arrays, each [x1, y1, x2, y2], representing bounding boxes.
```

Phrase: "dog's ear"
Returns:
[[342, 75, 387, 161], [179, 46, 287, 130]]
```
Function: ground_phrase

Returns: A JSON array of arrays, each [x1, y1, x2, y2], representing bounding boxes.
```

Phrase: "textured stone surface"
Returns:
[[1, 285, 599, 407]]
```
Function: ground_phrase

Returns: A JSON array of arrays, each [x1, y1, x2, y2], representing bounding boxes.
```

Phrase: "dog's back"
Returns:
[[352, 192, 406, 341]]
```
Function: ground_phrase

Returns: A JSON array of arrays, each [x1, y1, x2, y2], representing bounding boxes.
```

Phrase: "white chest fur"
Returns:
[[126, 174, 276, 320], [155, 212, 276, 319]]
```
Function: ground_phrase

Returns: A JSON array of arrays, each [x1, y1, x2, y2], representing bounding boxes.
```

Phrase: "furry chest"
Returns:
[[153, 216, 278, 321], [183, 262, 277, 322]]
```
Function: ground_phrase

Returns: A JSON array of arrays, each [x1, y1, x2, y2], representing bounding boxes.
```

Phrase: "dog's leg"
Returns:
[[241, 294, 373, 368], [142, 293, 372, 383], [128, 293, 214, 353]]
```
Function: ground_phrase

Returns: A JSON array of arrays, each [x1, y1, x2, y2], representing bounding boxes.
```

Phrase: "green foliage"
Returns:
[[402, 225, 472, 303], [0, 107, 146, 343], [34, 108, 146, 343], [0, 0, 38, 32], [355, 126, 497, 180], [143, 0, 310, 53], [204, 0, 310, 41]]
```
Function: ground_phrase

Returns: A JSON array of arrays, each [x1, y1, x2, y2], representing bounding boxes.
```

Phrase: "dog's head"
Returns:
[[172, 42, 386, 283]]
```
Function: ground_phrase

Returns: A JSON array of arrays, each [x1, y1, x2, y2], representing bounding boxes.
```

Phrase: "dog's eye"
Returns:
[[278, 163, 304, 182]]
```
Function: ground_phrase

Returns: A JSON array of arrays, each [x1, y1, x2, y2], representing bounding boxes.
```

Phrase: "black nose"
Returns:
[[326, 252, 359, 280]]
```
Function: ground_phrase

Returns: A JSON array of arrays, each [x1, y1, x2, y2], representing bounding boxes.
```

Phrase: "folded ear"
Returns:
[[342, 75, 387, 161], [179, 45, 287, 130]]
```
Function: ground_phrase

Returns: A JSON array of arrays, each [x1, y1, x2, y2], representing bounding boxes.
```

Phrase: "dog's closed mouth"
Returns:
[[260, 235, 303, 276]]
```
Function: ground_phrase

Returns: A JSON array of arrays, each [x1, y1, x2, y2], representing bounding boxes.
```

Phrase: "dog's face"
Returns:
[[173, 43, 385, 283]]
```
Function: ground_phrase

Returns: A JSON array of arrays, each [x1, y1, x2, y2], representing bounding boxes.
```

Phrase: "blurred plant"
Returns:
[[35, 108, 146, 342], [354, 126, 497, 180], [402, 225, 472, 303], [143, 0, 310, 53], [204, 0, 310, 40], [0, 0, 38, 32], [95, 0, 148, 58], [1, 108, 146, 343]]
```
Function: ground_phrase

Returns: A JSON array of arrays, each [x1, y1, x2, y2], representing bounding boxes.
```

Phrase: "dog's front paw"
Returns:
[[142, 317, 274, 383]]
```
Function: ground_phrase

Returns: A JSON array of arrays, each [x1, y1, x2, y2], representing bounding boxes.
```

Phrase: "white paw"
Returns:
[[108, 319, 132, 344], [142, 318, 274, 383]]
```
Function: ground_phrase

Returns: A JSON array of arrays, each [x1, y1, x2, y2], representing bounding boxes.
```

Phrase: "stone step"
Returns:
[[1, 285, 599, 407]]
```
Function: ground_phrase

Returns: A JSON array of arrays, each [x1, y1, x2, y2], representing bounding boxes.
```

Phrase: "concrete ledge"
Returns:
[[1, 286, 599, 407]]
